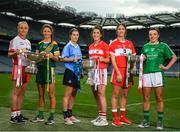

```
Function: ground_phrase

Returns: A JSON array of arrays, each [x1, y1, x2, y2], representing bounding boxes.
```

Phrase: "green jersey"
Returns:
[[37, 40, 59, 67], [142, 42, 173, 73]]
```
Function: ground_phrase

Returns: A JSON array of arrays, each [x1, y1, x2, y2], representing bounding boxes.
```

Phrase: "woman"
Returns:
[[8, 21, 31, 123], [138, 28, 177, 130], [88, 25, 109, 126], [61, 28, 82, 125], [31, 24, 60, 125], [109, 23, 136, 127]]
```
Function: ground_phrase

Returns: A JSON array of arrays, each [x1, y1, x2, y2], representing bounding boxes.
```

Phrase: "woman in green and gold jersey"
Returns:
[[30, 24, 60, 125], [138, 28, 177, 130]]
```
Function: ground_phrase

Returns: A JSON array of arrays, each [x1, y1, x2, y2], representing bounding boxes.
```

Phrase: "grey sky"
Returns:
[[43, 0, 180, 16]]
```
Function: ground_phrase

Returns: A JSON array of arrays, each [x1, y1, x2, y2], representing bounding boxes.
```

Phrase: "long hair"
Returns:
[[116, 23, 127, 38]]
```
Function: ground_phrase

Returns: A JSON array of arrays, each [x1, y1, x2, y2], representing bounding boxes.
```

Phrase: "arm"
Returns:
[[48, 50, 60, 62], [8, 49, 25, 58], [110, 54, 122, 82], [50, 54, 59, 62], [61, 57, 79, 62], [8, 50, 17, 58], [160, 54, 177, 70]]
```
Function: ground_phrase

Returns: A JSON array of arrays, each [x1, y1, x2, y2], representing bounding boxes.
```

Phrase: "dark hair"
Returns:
[[41, 24, 54, 43], [149, 27, 161, 41], [149, 27, 160, 35], [116, 23, 127, 37], [69, 28, 79, 36], [116, 23, 127, 31], [91, 25, 104, 40]]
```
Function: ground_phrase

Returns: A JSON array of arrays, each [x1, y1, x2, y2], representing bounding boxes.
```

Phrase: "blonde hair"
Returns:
[[17, 21, 29, 29]]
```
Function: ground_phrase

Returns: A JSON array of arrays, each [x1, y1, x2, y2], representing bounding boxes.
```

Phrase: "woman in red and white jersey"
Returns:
[[88, 25, 110, 126], [8, 21, 31, 124], [109, 23, 136, 127]]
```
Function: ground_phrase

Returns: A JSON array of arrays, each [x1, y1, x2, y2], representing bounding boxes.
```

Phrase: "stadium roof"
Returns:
[[0, 0, 96, 25], [0, 0, 180, 28], [81, 13, 180, 28]]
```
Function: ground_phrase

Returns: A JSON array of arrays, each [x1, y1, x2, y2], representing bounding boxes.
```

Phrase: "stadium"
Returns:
[[0, 0, 179, 131]]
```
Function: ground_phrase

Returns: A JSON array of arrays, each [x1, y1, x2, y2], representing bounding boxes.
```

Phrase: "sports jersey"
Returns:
[[89, 40, 109, 69], [61, 41, 82, 74], [36, 40, 59, 67], [109, 39, 136, 68], [8, 35, 31, 66], [142, 42, 174, 73]]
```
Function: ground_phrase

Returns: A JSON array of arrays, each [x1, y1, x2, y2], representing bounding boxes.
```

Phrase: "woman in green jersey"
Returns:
[[138, 28, 177, 130], [31, 24, 60, 125]]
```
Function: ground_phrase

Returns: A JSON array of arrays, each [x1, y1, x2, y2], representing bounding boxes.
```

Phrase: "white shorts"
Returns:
[[87, 69, 107, 86], [143, 72, 163, 88]]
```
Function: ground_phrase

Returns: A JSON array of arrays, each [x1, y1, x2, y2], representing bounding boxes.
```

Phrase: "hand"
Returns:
[[116, 72, 122, 82], [45, 53, 53, 58], [142, 54, 146, 61], [159, 64, 169, 71], [15, 49, 26, 55], [73, 58, 80, 62], [22, 48, 26, 53], [99, 57, 104, 62]]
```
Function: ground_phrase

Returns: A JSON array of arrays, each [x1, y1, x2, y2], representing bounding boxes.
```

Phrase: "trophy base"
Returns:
[[25, 65, 38, 75]]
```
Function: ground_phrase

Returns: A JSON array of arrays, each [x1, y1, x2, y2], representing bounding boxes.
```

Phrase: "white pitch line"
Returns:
[[0, 96, 180, 108]]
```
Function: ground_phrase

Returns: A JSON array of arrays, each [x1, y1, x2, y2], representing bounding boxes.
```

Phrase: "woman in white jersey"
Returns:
[[8, 21, 31, 124]]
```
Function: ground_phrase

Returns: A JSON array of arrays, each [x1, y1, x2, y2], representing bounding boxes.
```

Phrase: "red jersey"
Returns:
[[89, 41, 109, 69], [109, 39, 136, 68]]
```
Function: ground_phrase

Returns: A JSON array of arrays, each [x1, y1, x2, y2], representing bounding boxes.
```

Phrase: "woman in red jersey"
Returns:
[[109, 23, 136, 127], [88, 25, 110, 126]]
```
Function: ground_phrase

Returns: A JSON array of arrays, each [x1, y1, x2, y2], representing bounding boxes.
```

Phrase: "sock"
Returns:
[[157, 112, 164, 122], [112, 109, 118, 119], [67, 109, 72, 117], [16, 110, 21, 116], [11, 109, 17, 118], [120, 108, 126, 119], [98, 110, 101, 117], [38, 107, 44, 117], [99, 112, 107, 120], [63, 111, 69, 119], [49, 109, 55, 118], [143, 111, 150, 122]]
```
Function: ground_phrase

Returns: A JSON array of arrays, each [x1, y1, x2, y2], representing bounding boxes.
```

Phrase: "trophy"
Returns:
[[82, 59, 96, 70], [25, 52, 45, 74]]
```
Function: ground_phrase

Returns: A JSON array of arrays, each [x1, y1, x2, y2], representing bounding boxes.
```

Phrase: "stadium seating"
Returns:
[[0, 14, 179, 76]]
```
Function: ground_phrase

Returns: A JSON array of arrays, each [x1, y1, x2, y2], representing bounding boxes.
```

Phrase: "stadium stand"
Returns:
[[0, 0, 179, 76]]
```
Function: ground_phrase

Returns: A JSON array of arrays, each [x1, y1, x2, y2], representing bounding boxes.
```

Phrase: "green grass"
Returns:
[[0, 74, 180, 131]]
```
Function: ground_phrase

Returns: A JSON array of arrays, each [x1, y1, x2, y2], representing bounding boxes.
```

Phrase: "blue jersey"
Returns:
[[61, 41, 82, 74]]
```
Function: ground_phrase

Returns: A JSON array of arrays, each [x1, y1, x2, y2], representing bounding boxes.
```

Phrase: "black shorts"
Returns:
[[63, 68, 78, 88]]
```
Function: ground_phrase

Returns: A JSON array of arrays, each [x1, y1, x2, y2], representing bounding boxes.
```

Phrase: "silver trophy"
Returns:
[[25, 52, 45, 74], [131, 55, 141, 75], [82, 59, 96, 70], [82, 59, 96, 86]]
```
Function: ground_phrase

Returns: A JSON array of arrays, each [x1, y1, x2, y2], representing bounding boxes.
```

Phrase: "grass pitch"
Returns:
[[0, 74, 180, 131]]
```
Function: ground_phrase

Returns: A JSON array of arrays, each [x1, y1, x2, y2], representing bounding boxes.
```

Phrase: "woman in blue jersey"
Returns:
[[61, 28, 82, 125]]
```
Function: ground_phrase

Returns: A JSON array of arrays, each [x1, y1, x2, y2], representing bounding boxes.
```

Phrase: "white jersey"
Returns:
[[9, 35, 31, 66]]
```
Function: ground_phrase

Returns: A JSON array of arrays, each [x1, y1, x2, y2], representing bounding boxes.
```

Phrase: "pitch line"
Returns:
[[0, 96, 180, 108]]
